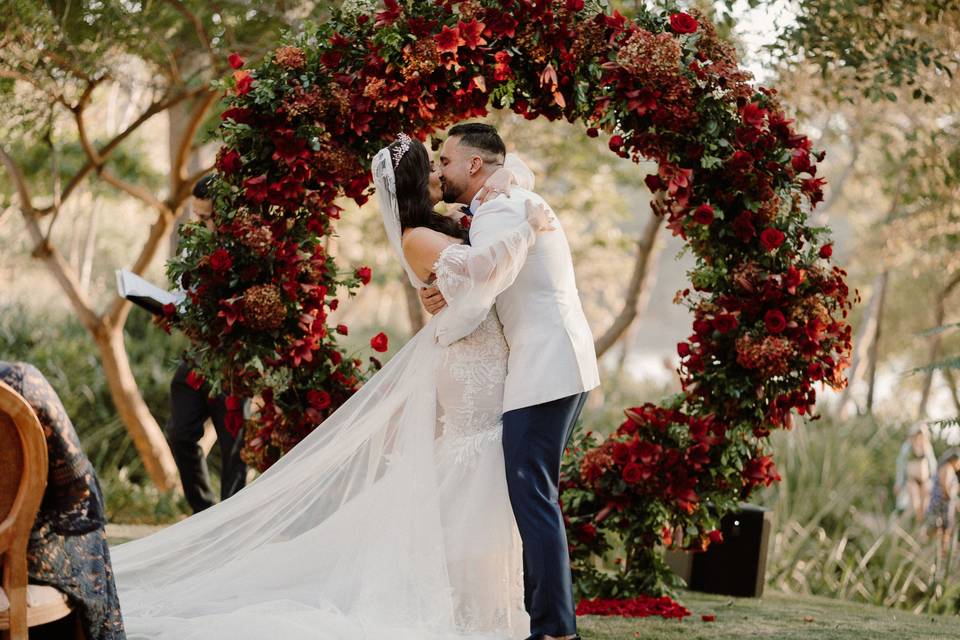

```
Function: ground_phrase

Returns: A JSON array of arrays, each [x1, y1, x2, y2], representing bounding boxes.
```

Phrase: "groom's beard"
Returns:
[[441, 177, 465, 204]]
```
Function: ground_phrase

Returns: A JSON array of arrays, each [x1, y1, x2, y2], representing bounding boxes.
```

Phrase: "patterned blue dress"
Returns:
[[0, 362, 125, 639]]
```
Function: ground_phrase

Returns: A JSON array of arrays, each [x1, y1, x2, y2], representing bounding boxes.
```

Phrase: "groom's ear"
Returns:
[[468, 155, 484, 176]]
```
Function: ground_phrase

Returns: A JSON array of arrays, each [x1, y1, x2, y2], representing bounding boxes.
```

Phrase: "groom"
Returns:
[[425, 123, 600, 640]]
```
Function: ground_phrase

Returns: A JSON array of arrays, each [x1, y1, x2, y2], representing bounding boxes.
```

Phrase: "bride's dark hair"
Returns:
[[390, 137, 467, 241]]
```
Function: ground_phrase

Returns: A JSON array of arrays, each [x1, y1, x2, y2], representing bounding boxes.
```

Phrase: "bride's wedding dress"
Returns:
[[114, 230, 537, 639]]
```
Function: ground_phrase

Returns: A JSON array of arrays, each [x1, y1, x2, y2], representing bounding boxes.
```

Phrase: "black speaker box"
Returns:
[[665, 504, 772, 598]]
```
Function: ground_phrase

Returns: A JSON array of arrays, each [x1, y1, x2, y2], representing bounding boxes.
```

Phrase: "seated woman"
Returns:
[[0, 361, 125, 639]]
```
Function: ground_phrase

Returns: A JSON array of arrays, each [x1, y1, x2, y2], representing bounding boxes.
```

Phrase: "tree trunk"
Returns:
[[835, 272, 887, 418], [865, 270, 888, 414], [593, 213, 665, 357], [93, 321, 179, 491], [943, 367, 960, 415], [917, 274, 960, 419]]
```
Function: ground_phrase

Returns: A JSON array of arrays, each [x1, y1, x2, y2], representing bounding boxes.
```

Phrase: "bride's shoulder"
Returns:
[[401, 226, 461, 264]]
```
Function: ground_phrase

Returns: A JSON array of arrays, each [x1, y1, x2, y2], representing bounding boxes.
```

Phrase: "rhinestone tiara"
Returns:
[[391, 133, 412, 168]]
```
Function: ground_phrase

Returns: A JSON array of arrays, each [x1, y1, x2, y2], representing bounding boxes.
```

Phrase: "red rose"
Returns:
[[760, 227, 785, 251], [707, 529, 724, 545], [669, 12, 698, 34], [712, 313, 738, 333], [336, 324, 349, 336], [764, 309, 787, 334], [578, 522, 597, 543], [622, 462, 643, 484], [233, 70, 253, 96], [677, 342, 691, 357], [307, 389, 331, 410], [612, 441, 632, 465], [370, 332, 389, 352], [566, 0, 585, 10], [209, 248, 233, 272], [220, 107, 254, 124], [819, 244, 833, 259], [693, 204, 714, 225], [791, 148, 813, 174], [185, 370, 205, 391], [217, 148, 242, 174], [609, 135, 624, 152], [459, 215, 472, 230], [356, 266, 372, 285], [161, 303, 177, 318], [228, 52, 245, 69]]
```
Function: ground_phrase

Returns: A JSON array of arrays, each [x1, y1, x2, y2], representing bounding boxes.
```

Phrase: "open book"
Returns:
[[115, 269, 185, 317]]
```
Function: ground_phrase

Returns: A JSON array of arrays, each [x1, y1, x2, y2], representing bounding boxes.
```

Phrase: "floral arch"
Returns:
[[168, 0, 853, 596]]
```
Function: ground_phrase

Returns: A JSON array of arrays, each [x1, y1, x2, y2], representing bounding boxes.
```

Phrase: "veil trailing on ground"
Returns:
[[113, 317, 468, 638]]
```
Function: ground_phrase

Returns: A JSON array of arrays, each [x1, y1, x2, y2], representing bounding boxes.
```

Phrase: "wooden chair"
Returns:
[[0, 380, 76, 639]]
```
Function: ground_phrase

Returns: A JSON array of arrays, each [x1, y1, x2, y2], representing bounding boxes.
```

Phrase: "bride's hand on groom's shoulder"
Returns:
[[525, 200, 557, 234], [476, 166, 518, 203]]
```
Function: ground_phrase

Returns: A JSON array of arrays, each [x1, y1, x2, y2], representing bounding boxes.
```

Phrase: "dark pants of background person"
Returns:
[[166, 360, 247, 513], [502, 391, 590, 639]]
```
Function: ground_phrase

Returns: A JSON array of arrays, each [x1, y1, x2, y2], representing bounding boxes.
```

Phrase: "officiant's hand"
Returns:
[[419, 286, 447, 315]]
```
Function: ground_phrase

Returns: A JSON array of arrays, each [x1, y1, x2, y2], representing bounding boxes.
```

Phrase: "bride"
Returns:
[[113, 135, 554, 640]]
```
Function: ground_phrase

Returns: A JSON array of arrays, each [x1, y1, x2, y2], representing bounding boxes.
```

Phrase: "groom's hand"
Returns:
[[419, 286, 447, 315]]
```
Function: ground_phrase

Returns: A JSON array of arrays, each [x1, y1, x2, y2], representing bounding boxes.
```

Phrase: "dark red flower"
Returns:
[[209, 248, 233, 272], [356, 266, 372, 285], [459, 19, 486, 49], [459, 215, 472, 230], [612, 441, 632, 465], [732, 211, 756, 242], [707, 529, 724, 545], [234, 70, 253, 96], [609, 135, 624, 152], [228, 52, 244, 69], [370, 332, 389, 352], [693, 204, 714, 225], [702, 614, 717, 622], [161, 303, 177, 318], [791, 148, 814, 174], [244, 175, 269, 204], [712, 313, 738, 333], [493, 50, 513, 82], [669, 12, 698, 34], [435, 25, 463, 54], [566, 0, 585, 10], [578, 522, 597, 543], [307, 389, 331, 410], [622, 462, 643, 484], [764, 309, 787, 334], [677, 342, 691, 357], [741, 102, 767, 129], [375, 0, 401, 26], [220, 107, 254, 124], [185, 370, 205, 391], [644, 174, 665, 192], [336, 324, 349, 336], [819, 244, 833, 259], [217, 148, 242, 174], [760, 227, 785, 251]]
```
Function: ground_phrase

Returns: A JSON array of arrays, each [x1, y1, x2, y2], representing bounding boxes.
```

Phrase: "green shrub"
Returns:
[[0, 304, 191, 522]]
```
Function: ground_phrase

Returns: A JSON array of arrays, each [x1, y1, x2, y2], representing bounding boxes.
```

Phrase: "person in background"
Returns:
[[894, 423, 937, 523], [164, 176, 247, 513], [0, 361, 125, 639], [926, 448, 960, 575]]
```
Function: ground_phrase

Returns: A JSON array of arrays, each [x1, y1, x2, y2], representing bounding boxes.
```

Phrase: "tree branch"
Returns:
[[594, 211, 665, 357], [171, 90, 219, 190], [0, 146, 101, 332], [162, 0, 220, 71], [39, 87, 206, 215]]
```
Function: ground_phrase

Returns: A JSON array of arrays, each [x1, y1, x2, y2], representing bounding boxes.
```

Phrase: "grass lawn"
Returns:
[[578, 590, 955, 639]]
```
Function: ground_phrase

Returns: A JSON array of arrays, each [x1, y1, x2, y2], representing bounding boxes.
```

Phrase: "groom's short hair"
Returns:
[[448, 122, 506, 163]]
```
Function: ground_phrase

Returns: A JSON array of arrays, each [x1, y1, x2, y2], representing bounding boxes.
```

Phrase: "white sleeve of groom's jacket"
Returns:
[[433, 195, 535, 347]]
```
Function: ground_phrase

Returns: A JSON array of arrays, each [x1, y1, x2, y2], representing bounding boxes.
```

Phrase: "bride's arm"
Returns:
[[476, 153, 535, 203], [433, 200, 554, 346]]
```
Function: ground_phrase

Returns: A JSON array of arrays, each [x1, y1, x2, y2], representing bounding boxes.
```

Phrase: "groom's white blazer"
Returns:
[[436, 187, 600, 412]]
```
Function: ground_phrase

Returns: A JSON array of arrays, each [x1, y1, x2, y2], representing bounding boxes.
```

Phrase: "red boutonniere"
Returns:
[[459, 215, 472, 230]]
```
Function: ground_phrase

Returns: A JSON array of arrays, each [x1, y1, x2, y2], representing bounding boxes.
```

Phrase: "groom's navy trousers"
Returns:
[[502, 391, 589, 638]]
